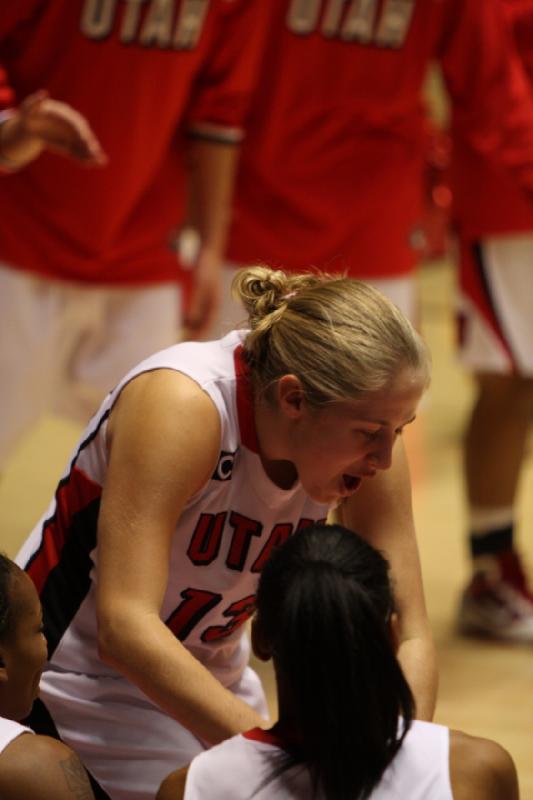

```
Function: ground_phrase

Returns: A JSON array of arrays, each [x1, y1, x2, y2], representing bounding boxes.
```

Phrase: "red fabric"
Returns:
[[243, 727, 285, 748], [27, 467, 102, 594], [234, 346, 258, 453], [452, 0, 533, 238], [227, 0, 533, 278], [0, 1, 269, 284]]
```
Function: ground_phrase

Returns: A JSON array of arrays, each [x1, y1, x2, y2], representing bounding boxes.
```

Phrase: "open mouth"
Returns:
[[342, 474, 361, 493]]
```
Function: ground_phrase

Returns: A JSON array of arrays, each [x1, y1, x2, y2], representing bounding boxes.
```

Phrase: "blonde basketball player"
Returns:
[[17, 267, 434, 799]]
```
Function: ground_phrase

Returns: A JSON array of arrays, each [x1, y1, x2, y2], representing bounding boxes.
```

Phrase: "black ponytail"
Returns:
[[255, 524, 414, 800]]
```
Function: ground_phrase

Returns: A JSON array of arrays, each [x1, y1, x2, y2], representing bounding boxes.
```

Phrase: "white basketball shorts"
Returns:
[[0, 263, 182, 468], [457, 234, 533, 376]]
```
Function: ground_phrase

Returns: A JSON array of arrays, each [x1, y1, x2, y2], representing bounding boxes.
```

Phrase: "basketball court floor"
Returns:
[[1, 258, 532, 796]]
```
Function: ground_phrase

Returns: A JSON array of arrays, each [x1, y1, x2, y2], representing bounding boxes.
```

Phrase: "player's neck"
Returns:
[[254, 397, 298, 489], [272, 670, 303, 746]]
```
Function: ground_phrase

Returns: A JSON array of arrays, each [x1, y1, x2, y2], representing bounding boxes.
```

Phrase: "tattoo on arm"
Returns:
[[59, 754, 95, 799]]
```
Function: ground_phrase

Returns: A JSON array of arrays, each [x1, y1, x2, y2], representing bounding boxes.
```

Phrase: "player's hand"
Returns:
[[0, 90, 108, 168], [182, 245, 223, 340]]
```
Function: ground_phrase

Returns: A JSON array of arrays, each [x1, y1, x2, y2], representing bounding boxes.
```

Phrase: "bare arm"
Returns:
[[182, 139, 240, 338], [338, 440, 437, 720], [97, 370, 265, 745], [157, 766, 189, 800], [450, 730, 520, 800], [0, 90, 107, 169], [0, 735, 95, 800], [178, 0, 273, 338]]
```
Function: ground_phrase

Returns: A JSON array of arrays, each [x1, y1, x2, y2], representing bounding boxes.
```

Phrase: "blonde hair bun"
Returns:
[[231, 265, 431, 403], [232, 265, 323, 330]]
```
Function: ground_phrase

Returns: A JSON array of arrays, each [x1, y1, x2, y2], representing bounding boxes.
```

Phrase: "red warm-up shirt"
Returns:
[[0, 0, 269, 284], [226, 0, 533, 277], [452, 0, 533, 238]]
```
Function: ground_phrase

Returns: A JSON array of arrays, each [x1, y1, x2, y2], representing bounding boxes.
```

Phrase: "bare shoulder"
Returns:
[[157, 766, 189, 800], [106, 368, 221, 494], [0, 734, 95, 800], [449, 729, 519, 800], [110, 367, 220, 438]]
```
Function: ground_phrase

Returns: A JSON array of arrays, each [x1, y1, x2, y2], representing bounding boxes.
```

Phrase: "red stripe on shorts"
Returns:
[[460, 240, 517, 370]]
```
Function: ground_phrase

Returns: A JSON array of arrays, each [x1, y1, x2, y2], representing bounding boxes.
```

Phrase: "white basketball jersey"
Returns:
[[17, 330, 329, 687], [184, 721, 453, 799], [0, 717, 33, 755]]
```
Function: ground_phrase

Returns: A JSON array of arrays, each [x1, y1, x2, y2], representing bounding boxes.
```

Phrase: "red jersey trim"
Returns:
[[243, 727, 286, 748], [27, 467, 102, 594], [234, 345, 259, 453], [187, 122, 244, 144]]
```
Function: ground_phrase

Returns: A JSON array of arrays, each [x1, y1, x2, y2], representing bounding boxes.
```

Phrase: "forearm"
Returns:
[[397, 628, 438, 721], [185, 138, 239, 255], [339, 444, 438, 719], [99, 612, 266, 744]]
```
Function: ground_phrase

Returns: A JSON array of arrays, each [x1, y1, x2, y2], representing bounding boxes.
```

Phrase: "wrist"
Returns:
[[0, 110, 19, 170], [0, 108, 44, 170]]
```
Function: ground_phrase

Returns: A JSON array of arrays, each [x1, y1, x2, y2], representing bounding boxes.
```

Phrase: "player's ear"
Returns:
[[276, 375, 305, 418], [0, 648, 8, 682], [251, 616, 272, 662], [388, 612, 400, 655]]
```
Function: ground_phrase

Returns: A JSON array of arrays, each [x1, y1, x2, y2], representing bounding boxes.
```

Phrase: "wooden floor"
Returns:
[[1, 260, 532, 797]]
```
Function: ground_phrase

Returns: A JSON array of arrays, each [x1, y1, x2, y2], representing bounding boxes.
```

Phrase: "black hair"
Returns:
[[0, 553, 19, 641], [255, 524, 415, 800]]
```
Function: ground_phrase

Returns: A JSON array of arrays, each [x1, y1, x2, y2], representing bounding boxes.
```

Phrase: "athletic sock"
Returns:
[[469, 524, 514, 559], [468, 507, 514, 560]]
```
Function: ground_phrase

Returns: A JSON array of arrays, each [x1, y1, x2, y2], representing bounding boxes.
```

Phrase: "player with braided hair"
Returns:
[[0, 553, 96, 800], [17, 265, 433, 799]]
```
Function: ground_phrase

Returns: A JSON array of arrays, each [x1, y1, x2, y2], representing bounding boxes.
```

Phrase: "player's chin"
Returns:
[[305, 482, 344, 505]]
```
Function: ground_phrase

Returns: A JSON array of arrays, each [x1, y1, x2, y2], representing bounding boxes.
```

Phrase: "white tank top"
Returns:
[[17, 331, 329, 688], [184, 720, 453, 799], [0, 716, 33, 755]]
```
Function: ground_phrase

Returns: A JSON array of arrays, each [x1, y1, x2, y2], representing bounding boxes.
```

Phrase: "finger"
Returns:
[[183, 292, 206, 334], [184, 298, 216, 339], [183, 307, 203, 332], [25, 99, 108, 164], [65, 132, 108, 165], [43, 128, 108, 165], [46, 105, 107, 164], [19, 89, 49, 113]]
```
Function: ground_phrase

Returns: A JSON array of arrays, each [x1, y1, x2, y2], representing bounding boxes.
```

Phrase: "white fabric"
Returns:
[[18, 330, 329, 683], [459, 234, 533, 375], [0, 716, 33, 754], [40, 665, 267, 800], [16, 330, 328, 799], [469, 505, 514, 534], [184, 720, 453, 799], [0, 262, 181, 467], [208, 264, 418, 340]]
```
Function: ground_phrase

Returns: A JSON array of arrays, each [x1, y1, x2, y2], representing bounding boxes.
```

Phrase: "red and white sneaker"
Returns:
[[457, 551, 533, 643]]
